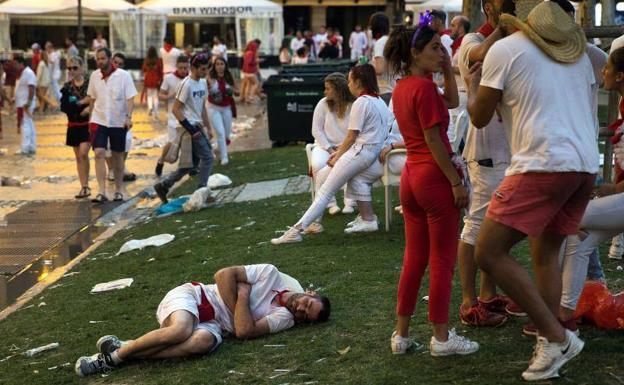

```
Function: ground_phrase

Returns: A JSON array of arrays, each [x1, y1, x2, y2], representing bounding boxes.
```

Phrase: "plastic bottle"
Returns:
[[24, 343, 59, 357]]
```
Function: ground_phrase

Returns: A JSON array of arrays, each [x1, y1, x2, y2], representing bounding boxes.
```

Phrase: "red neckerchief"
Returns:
[[359, 90, 380, 98], [163, 43, 173, 53], [101, 64, 117, 81], [440, 29, 451, 36], [373, 33, 382, 40], [173, 70, 185, 79], [272, 289, 290, 307], [451, 35, 464, 56], [477, 22, 495, 38]]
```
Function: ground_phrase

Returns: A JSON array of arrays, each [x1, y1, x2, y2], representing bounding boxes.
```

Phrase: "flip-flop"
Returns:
[[75, 186, 91, 199], [91, 193, 109, 203], [123, 173, 136, 182], [113, 192, 124, 202]]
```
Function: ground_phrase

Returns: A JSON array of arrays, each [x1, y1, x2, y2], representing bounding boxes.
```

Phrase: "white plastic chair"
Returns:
[[382, 148, 407, 231]]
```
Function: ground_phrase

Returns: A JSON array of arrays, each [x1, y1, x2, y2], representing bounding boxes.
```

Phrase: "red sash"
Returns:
[[191, 282, 216, 322]]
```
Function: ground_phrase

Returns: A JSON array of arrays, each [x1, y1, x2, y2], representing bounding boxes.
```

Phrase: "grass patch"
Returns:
[[0, 149, 623, 385]]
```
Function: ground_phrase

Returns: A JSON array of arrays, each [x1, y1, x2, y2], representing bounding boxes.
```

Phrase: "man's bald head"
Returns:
[[451, 15, 471, 40]]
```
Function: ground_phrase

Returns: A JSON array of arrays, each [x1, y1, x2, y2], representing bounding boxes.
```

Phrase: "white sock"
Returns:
[[109, 350, 123, 365]]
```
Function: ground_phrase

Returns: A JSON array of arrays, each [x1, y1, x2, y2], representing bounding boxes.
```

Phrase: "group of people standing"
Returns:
[[272, 0, 622, 381]]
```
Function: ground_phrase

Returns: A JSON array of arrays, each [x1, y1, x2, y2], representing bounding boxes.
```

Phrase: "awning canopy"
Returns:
[[406, 0, 462, 13], [0, 0, 138, 16], [139, 0, 282, 18]]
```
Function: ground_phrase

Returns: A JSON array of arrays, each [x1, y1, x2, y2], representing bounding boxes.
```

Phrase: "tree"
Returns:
[[463, 0, 483, 28]]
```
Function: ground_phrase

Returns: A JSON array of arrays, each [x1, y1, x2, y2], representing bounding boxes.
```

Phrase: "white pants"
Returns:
[[350, 48, 363, 61], [146, 88, 159, 115], [339, 153, 406, 201], [311, 145, 354, 208], [560, 193, 624, 310], [207, 103, 233, 161], [460, 163, 507, 246], [20, 108, 36, 153], [298, 143, 381, 229], [50, 78, 61, 102]]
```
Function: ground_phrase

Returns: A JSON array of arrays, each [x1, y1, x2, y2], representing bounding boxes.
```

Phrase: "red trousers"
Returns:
[[396, 161, 460, 323]]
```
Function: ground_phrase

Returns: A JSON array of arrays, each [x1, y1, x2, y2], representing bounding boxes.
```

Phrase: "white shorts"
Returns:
[[155, 284, 223, 352], [460, 162, 506, 245]]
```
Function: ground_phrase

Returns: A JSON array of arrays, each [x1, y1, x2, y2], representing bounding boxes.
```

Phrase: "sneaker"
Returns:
[[459, 303, 507, 327], [342, 205, 356, 214], [271, 227, 303, 245], [155, 162, 164, 177], [479, 294, 511, 314], [220, 157, 229, 166], [521, 330, 584, 381], [391, 331, 420, 354], [347, 214, 377, 228], [97, 335, 126, 354], [328, 205, 341, 215], [154, 183, 169, 204], [344, 218, 378, 234], [505, 299, 527, 317], [394, 205, 403, 215], [302, 222, 324, 234], [523, 319, 580, 337], [608, 234, 623, 260], [429, 328, 479, 357], [75, 353, 115, 377]]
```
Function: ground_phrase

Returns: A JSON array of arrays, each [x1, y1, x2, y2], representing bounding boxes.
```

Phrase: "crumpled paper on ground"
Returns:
[[116, 234, 175, 255], [91, 278, 134, 294]]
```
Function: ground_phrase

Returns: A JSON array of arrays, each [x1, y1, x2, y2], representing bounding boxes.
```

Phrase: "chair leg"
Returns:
[[385, 184, 391, 232]]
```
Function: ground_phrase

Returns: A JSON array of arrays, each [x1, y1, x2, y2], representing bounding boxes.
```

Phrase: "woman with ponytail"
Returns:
[[385, 16, 478, 356]]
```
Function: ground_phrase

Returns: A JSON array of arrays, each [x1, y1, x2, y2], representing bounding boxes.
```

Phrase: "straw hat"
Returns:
[[515, 0, 542, 21], [500, 1, 586, 63]]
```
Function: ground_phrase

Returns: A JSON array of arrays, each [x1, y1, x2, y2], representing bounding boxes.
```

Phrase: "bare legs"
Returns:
[[73, 142, 90, 189]]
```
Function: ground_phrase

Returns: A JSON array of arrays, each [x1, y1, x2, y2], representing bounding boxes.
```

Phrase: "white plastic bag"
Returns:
[[183, 187, 215, 212], [208, 173, 232, 189], [116, 234, 175, 256], [91, 278, 134, 294]]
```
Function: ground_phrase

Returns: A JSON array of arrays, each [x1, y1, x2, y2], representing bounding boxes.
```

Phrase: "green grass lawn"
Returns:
[[0, 146, 623, 385]]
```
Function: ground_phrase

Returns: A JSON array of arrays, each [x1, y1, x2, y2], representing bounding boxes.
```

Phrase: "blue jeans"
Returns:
[[161, 133, 213, 189]]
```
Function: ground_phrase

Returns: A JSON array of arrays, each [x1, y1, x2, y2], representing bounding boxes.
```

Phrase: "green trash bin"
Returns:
[[264, 75, 326, 143]]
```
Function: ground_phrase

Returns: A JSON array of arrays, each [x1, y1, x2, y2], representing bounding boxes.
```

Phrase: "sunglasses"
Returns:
[[67, 66, 80, 71]]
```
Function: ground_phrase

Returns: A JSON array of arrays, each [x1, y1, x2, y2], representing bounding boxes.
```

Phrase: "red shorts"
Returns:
[[486, 172, 595, 237]]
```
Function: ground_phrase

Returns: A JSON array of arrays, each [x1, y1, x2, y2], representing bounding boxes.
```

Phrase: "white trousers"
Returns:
[[207, 103, 233, 161], [311, 145, 354, 208], [21, 109, 36, 153], [298, 143, 381, 229], [146, 88, 159, 115], [560, 193, 624, 309]]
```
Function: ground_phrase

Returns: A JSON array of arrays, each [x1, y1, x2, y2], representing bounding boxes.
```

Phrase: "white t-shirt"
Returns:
[[175, 76, 207, 124], [15, 67, 37, 108], [161, 46, 182, 74], [92, 38, 108, 51], [480, 32, 599, 175], [458, 32, 510, 165], [87, 68, 137, 128], [312, 97, 350, 149], [441, 34, 453, 57], [160, 73, 184, 128], [313, 33, 328, 55], [290, 38, 305, 53], [350, 31, 367, 54], [198, 264, 303, 334], [611, 34, 624, 53], [212, 44, 227, 61], [349, 95, 391, 145], [586, 43, 608, 131], [373, 36, 396, 94], [48, 50, 61, 81]]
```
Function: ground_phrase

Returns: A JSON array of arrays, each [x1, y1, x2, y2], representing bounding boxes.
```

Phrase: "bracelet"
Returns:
[[452, 181, 462, 187]]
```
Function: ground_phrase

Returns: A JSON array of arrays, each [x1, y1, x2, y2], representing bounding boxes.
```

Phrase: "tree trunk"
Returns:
[[602, 0, 615, 26], [463, 0, 483, 30]]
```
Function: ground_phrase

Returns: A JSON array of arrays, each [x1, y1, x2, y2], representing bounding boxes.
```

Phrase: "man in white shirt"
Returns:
[[290, 31, 305, 55], [211, 36, 227, 62], [75, 264, 331, 377], [87, 48, 137, 203], [155, 55, 190, 176], [44, 41, 62, 102], [14, 56, 37, 155], [467, 2, 597, 381], [153, 53, 214, 204], [349, 25, 368, 61], [313, 26, 328, 58], [160, 38, 182, 75]]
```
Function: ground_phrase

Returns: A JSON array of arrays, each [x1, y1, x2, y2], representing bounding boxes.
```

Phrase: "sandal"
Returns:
[[91, 193, 109, 203], [123, 173, 137, 182], [113, 192, 124, 202], [75, 186, 91, 199]]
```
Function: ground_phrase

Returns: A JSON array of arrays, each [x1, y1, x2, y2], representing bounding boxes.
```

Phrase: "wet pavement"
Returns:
[[0, 99, 270, 310]]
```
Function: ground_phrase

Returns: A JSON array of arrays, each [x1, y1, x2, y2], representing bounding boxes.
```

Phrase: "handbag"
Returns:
[[163, 129, 183, 164]]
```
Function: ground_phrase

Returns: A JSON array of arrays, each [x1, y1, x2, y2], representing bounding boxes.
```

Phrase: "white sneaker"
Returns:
[[342, 205, 356, 214], [608, 234, 624, 260], [271, 227, 303, 245], [346, 214, 377, 228], [220, 157, 229, 166], [302, 222, 324, 234], [395, 205, 403, 215], [391, 331, 420, 354], [429, 328, 479, 357], [521, 330, 584, 381], [344, 219, 378, 234], [328, 205, 341, 215]]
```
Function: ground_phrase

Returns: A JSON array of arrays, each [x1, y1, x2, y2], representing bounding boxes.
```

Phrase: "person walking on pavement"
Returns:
[[14, 56, 37, 155], [60, 56, 92, 199], [142, 46, 163, 119], [45, 41, 62, 104], [87, 47, 137, 203], [161, 38, 182, 75], [207, 56, 238, 166], [349, 25, 368, 62], [153, 53, 214, 204]]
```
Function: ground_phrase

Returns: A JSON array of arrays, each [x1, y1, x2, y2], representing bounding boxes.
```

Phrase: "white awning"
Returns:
[[406, 0, 462, 13], [139, 0, 282, 18], [0, 0, 138, 15]]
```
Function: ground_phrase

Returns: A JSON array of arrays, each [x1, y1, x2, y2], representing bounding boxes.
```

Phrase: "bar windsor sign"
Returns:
[[172, 6, 253, 15]]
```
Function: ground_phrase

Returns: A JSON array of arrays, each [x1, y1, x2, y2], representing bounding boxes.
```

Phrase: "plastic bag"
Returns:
[[116, 234, 175, 255], [574, 280, 624, 330], [208, 173, 232, 189], [183, 187, 215, 212]]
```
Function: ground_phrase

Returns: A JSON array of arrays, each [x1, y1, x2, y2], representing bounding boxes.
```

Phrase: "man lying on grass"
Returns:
[[75, 264, 331, 376]]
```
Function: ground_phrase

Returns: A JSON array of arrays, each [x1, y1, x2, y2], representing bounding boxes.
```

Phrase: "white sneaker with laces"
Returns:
[[271, 227, 303, 245], [344, 218, 378, 234], [521, 330, 584, 381], [391, 331, 420, 354], [429, 328, 479, 356], [346, 214, 377, 228], [302, 222, 324, 234], [328, 205, 342, 215], [342, 205, 356, 214]]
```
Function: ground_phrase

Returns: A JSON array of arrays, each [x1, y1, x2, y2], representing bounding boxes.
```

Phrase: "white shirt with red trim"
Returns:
[[87, 68, 137, 128]]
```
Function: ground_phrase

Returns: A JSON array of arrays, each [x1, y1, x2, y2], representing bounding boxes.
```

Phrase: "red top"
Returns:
[[242, 42, 258, 74], [142, 59, 163, 88], [451, 35, 464, 57], [31, 52, 41, 72], [392, 76, 452, 162]]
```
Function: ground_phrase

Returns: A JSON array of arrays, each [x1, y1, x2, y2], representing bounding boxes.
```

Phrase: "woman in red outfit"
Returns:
[[142, 46, 163, 118], [384, 18, 478, 356], [239, 41, 259, 103]]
